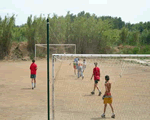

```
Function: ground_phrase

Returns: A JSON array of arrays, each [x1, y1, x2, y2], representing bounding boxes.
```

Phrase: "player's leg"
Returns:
[[78, 66, 81, 78], [74, 67, 76, 75], [109, 103, 115, 118], [83, 66, 85, 73], [76, 65, 80, 78], [91, 82, 96, 94], [30, 74, 34, 89], [73, 64, 76, 75], [83, 65, 86, 73], [34, 75, 36, 88], [91, 81, 98, 94], [31, 75, 34, 89], [34, 77, 36, 88], [80, 66, 84, 79], [95, 81, 102, 96], [101, 104, 107, 118]]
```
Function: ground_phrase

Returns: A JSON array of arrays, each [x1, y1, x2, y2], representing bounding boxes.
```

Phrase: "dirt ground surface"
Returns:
[[0, 59, 150, 120]]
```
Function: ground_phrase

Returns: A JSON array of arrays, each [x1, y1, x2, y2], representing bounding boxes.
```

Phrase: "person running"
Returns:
[[30, 60, 37, 89], [83, 59, 86, 73], [73, 60, 76, 75], [78, 58, 84, 79], [101, 75, 115, 118], [90, 62, 102, 96]]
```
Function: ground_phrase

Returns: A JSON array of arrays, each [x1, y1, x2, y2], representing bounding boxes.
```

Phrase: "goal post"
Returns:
[[34, 44, 76, 60], [51, 54, 150, 120]]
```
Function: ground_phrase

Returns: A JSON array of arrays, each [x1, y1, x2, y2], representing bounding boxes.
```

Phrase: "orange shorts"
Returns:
[[103, 96, 112, 104]]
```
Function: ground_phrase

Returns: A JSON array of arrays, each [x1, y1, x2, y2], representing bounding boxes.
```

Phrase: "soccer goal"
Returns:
[[51, 54, 150, 120], [34, 44, 76, 59]]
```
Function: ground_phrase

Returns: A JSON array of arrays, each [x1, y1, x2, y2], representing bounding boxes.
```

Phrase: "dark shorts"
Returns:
[[30, 74, 36, 78], [94, 80, 99, 84]]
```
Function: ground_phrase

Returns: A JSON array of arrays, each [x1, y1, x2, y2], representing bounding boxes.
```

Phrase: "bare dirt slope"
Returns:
[[0, 59, 150, 120]]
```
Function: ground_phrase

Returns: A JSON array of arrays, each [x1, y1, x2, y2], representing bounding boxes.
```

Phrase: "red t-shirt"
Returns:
[[93, 67, 100, 80], [30, 63, 37, 75]]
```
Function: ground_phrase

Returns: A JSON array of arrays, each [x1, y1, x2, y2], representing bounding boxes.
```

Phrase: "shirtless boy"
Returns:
[[101, 75, 115, 118]]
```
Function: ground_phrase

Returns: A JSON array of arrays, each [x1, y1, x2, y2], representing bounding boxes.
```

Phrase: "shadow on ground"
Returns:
[[83, 94, 94, 97], [91, 117, 111, 120], [21, 88, 32, 90]]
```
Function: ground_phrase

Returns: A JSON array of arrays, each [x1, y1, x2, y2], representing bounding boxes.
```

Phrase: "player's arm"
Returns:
[[91, 74, 94, 80], [35, 65, 37, 70]]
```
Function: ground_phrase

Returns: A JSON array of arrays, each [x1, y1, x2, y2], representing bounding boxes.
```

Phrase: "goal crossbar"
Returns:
[[36, 44, 76, 46], [35, 44, 76, 59], [52, 54, 150, 57]]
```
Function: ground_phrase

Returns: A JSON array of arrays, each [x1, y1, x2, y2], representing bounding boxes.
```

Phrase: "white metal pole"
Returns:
[[52, 54, 150, 57], [52, 55, 55, 120]]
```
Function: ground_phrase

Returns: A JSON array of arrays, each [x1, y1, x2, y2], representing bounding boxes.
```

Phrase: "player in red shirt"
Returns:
[[30, 60, 37, 89], [90, 62, 102, 96]]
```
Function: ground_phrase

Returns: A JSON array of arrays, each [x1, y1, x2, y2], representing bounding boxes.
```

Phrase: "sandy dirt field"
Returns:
[[0, 59, 150, 120]]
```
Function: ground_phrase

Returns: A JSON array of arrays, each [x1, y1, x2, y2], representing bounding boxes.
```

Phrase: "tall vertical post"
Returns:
[[47, 18, 50, 120], [52, 55, 55, 120], [35, 44, 36, 60]]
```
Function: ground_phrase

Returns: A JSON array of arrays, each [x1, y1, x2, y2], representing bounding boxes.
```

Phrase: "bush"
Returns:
[[132, 47, 140, 54], [121, 48, 133, 54], [139, 45, 150, 54]]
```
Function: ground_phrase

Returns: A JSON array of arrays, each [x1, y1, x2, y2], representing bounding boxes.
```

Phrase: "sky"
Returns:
[[0, 0, 150, 25]]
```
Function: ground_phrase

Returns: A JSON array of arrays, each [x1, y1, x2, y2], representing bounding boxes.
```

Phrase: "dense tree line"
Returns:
[[0, 11, 150, 59]]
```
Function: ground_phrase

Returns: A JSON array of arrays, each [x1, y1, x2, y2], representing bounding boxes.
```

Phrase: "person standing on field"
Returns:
[[78, 58, 84, 79], [74, 57, 79, 75], [90, 62, 102, 96], [73, 60, 76, 75], [30, 60, 37, 89], [101, 75, 115, 118], [83, 59, 86, 73]]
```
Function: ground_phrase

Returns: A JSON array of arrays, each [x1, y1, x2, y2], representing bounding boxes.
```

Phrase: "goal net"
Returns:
[[34, 44, 76, 59], [51, 54, 150, 120]]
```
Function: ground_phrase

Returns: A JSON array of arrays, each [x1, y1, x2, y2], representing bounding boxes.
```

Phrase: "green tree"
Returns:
[[119, 27, 128, 44], [0, 15, 15, 59]]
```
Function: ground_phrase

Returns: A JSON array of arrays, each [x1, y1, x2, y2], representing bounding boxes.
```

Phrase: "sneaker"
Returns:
[[111, 114, 115, 118], [91, 91, 95, 94], [98, 91, 102, 96], [101, 114, 105, 118], [82, 75, 84, 79], [32, 87, 34, 90]]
